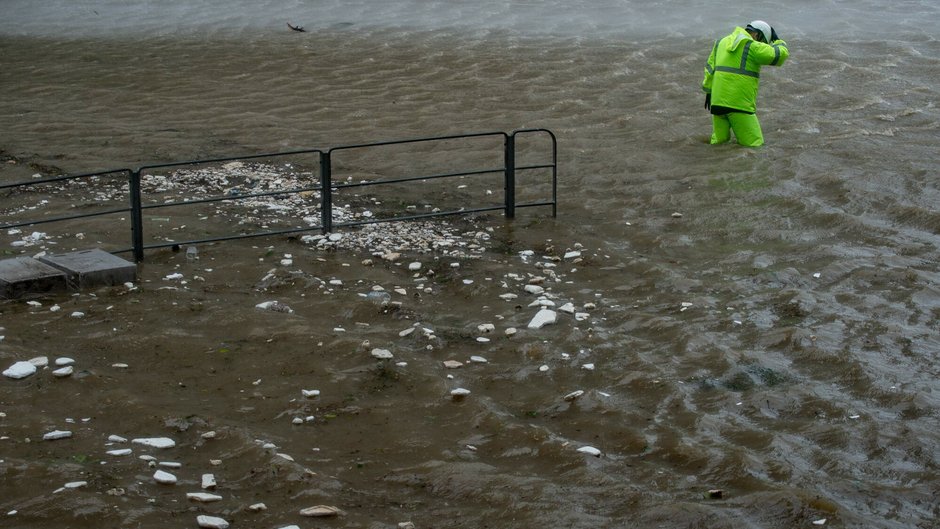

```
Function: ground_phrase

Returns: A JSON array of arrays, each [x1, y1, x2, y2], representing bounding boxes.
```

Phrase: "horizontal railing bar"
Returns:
[[328, 131, 507, 154], [140, 224, 326, 250], [0, 207, 131, 230], [515, 163, 555, 171], [138, 185, 323, 210], [137, 148, 325, 172], [334, 167, 503, 190], [333, 205, 506, 228], [1, 169, 130, 190]]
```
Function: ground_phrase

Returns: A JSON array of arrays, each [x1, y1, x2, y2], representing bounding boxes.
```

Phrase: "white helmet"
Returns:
[[747, 20, 772, 43]]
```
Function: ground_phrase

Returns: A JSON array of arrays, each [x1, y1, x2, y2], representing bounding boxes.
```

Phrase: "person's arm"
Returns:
[[753, 30, 789, 67], [702, 39, 719, 107]]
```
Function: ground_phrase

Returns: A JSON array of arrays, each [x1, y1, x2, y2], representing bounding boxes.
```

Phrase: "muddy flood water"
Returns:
[[2, 1, 940, 528]]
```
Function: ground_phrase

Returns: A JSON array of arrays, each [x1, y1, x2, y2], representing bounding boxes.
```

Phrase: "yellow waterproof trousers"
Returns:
[[710, 112, 764, 147]]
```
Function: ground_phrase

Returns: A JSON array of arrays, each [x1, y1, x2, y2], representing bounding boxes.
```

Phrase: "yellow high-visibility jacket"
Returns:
[[702, 26, 789, 113]]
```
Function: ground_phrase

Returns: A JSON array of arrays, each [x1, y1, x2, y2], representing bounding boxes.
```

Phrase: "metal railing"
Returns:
[[1, 129, 556, 262]]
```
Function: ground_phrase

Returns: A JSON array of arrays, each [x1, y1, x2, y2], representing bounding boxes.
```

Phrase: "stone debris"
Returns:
[[255, 300, 293, 313], [300, 505, 345, 517], [371, 348, 394, 360], [153, 470, 177, 484], [477, 323, 496, 333], [187, 492, 223, 503], [43, 430, 72, 441], [201, 474, 217, 489], [132, 437, 176, 448], [3, 361, 37, 379], [28, 356, 49, 368], [577, 446, 601, 457], [196, 515, 230, 529], [52, 366, 73, 378], [527, 309, 557, 329], [564, 390, 585, 401], [450, 388, 471, 398]]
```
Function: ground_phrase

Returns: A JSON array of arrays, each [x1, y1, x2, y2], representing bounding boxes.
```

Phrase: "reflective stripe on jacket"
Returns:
[[702, 26, 789, 113]]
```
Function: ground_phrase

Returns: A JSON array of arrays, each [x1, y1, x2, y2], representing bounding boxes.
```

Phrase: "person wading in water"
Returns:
[[702, 20, 789, 147]]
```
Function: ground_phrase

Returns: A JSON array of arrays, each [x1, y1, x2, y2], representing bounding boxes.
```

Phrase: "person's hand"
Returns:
[[704, 93, 711, 110], [770, 27, 779, 42]]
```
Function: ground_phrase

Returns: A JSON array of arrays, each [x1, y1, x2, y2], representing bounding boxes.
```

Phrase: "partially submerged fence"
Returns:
[[1, 129, 556, 262]]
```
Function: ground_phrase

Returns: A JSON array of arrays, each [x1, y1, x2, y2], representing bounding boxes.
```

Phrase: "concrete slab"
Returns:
[[0, 257, 69, 299], [39, 249, 137, 290]]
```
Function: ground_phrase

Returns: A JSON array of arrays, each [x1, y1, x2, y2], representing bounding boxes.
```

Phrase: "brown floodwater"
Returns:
[[2, 15, 940, 529]]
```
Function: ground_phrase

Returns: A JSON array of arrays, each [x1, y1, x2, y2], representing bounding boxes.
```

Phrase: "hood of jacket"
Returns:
[[725, 26, 753, 52]]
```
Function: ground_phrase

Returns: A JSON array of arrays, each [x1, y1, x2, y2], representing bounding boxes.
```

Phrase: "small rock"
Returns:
[[63, 481, 87, 489], [408, 262, 422, 271], [187, 492, 223, 503], [505, 327, 517, 336], [3, 361, 37, 380], [247, 502, 267, 512], [706, 489, 724, 499], [196, 515, 230, 529], [132, 437, 176, 449], [564, 390, 585, 401], [371, 348, 393, 360], [106, 448, 132, 456], [477, 323, 495, 333], [302, 389, 321, 398], [577, 446, 601, 457], [300, 505, 345, 517], [558, 302, 575, 314], [527, 309, 557, 329], [52, 366, 73, 378], [469, 356, 487, 364], [153, 470, 177, 484], [43, 430, 72, 441], [201, 474, 217, 489], [28, 356, 49, 368], [442, 360, 463, 369], [450, 388, 471, 398], [524, 284, 545, 295], [255, 300, 293, 314], [108, 434, 128, 443]]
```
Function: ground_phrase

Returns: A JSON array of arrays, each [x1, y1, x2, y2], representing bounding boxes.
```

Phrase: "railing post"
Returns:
[[129, 169, 145, 262], [504, 133, 516, 219], [320, 151, 333, 233]]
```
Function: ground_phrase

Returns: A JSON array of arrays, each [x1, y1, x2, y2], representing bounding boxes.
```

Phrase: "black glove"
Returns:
[[770, 27, 779, 42], [704, 93, 711, 111]]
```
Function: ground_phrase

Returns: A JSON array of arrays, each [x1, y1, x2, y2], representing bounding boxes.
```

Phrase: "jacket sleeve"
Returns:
[[751, 39, 789, 67], [702, 40, 718, 93]]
